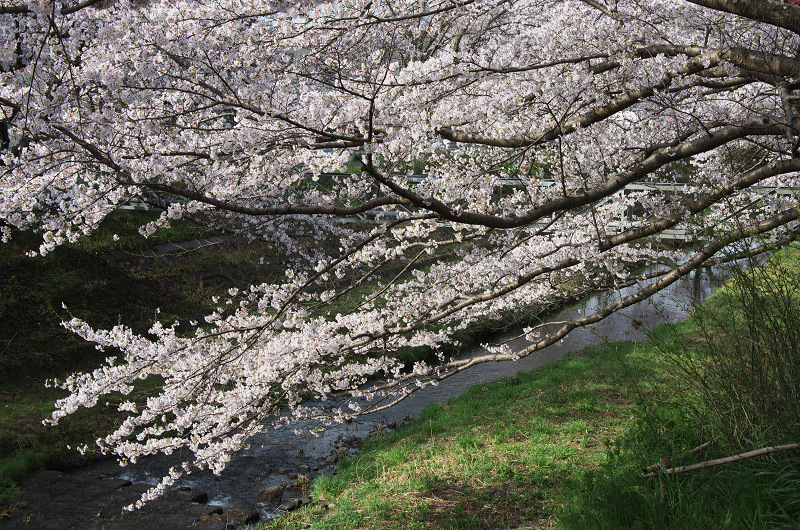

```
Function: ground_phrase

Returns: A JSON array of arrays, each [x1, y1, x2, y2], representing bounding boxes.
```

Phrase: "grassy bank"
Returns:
[[268, 245, 800, 529], [0, 213, 217, 502]]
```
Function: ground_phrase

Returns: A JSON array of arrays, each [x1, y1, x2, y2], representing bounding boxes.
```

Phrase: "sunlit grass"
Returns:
[[269, 341, 650, 529]]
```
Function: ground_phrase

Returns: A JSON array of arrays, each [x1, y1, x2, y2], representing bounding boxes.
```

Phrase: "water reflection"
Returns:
[[385, 266, 722, 408]]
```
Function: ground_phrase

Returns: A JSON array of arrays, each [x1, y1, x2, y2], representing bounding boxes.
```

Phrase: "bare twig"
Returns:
[[643, 441, 712, 474]]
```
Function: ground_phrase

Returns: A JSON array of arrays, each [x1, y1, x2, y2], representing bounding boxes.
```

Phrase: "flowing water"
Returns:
[[4, 266, 724, 528]]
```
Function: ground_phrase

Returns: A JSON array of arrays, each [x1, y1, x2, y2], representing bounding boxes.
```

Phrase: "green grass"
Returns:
[[562, 245, 800, 529], [563, 454, 800, 529], [268, 341, 651, 529]]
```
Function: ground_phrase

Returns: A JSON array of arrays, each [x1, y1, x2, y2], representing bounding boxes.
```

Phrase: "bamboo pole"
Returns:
[[642, 443, 799, 478]]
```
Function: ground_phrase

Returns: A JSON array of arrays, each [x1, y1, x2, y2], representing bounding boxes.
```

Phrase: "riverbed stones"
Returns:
[[1, 468, 245, 530], [2, 396, 414, 529], [192, 491, 210, 504], [281, 496, 311, 511], [255, 484, 285, 503], [221, 506, 260, 525], [340, 435, 361, 447]]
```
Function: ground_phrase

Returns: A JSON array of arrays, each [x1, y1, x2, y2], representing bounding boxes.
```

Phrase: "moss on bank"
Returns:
[[0, 211, 285, 502]]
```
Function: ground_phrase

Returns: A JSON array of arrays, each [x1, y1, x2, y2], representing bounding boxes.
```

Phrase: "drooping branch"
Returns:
[[52, 125, 413, 217], [142, 181, 413, 217], [599, 158, 800, 251], [351, 207, 800, 411]]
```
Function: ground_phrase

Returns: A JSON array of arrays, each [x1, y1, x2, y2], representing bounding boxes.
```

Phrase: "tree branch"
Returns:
[[0, 0, 108, 15], [599, 158, 800, 251], [687, 0, 800, 36], [375, 118, 787, 229]]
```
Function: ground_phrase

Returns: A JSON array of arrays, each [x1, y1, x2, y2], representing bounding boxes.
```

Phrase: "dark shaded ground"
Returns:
[[2, 460, 258, 529]]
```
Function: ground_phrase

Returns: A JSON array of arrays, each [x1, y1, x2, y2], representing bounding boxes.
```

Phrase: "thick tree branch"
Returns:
[[440, 47, 800, 149], [642, 443, 800, 478], [374, 119, 787, 229], [687, 0, 800, 35], [438, 51, 718, 147], [0, 0, 107, 15], [599, 158, 800, 251]]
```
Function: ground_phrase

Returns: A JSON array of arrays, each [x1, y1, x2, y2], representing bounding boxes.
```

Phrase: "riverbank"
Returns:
[[0, 211, 560, 508], [0, 210, 335, 505], [4, 212, 797, 527], [267, 244, 800, 529]]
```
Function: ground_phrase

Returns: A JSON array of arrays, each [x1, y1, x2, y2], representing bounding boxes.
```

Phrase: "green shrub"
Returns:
[[563, 245, 800, 529], [661, 249, 800, 447]]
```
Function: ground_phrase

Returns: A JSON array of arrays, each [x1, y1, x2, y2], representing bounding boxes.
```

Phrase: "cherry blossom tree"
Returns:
[[1, 0, 799, 506]]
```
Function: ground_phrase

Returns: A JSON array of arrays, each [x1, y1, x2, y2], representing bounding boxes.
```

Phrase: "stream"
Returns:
[[2, 266, 723, 529]]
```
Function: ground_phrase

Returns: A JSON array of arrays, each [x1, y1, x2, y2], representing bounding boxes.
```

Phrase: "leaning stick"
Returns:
[[642, 443, 799, 478], [643, 441, 712, 474]]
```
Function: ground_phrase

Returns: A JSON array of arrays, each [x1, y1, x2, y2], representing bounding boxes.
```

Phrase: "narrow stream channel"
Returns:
[[3, 266, 724, 529]]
